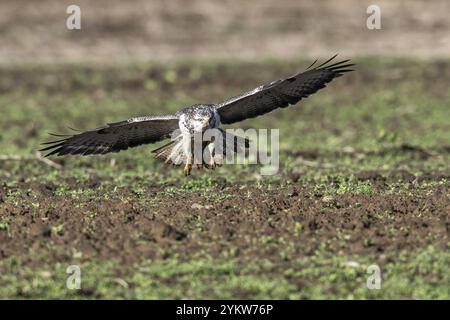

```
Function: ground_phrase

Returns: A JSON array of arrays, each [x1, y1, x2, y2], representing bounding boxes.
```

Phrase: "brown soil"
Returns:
[[0, 178, 448, 267]]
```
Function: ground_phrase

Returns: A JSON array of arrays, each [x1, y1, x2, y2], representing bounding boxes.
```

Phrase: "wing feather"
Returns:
[[215, 56, 354, 124], [40, 115, 179, 157]]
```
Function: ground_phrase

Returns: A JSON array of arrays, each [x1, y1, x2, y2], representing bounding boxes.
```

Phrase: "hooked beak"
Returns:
[[202, 117, 210, 126]]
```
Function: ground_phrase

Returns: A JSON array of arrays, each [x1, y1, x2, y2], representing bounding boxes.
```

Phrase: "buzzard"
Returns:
[[41, 55, 354, 175]]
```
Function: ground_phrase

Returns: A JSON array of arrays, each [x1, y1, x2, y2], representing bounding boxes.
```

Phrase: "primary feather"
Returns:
[[215, 55, 354, 124], [40, 115, 179, 156]]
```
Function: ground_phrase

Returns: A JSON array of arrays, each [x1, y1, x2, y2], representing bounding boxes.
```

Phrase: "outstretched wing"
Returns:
[[215, 55, 354, 124], [40, 115, 179, 156]]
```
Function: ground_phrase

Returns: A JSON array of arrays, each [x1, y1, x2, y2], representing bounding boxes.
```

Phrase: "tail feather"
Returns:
[[152, 129, 251, 168], [152, 139, 184, 165]]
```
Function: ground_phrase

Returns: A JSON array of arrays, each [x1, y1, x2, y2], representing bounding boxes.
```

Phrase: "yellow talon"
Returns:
[[184, 163, 192, 176]]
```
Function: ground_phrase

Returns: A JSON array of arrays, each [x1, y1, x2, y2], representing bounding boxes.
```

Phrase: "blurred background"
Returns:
[[0, 0, 449, 64]]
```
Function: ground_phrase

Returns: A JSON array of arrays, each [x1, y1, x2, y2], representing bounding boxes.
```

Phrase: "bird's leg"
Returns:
[[208, 157, 216, 170], [207, 142, 216, 170], [184, 153, 193, 176], [184, 163, 192, 176]]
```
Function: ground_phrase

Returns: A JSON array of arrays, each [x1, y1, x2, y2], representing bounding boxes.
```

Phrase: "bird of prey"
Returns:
[[41, 55, 354, 176]]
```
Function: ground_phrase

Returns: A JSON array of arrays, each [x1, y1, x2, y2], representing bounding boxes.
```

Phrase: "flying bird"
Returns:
[[41, 55, 354, 176]]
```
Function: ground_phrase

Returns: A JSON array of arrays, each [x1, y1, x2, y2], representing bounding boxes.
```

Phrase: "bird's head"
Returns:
[[191, 107, 216, 132]]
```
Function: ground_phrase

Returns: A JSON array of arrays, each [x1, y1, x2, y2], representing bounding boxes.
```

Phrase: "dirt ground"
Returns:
[[0, 175, 449, 266]]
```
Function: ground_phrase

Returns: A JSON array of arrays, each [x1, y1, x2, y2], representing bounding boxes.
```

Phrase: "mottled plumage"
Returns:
[[41, 55, 354, 175]]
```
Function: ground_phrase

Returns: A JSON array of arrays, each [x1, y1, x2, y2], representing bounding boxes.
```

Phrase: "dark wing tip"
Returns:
[[316, 58, 355, 79], [48, 132, 71, 137], [67, 126, 83, 132], [39, 139, 67, 157], [305, 58, 319, 70], [311, 55, 355, 73], [40, 130, 81, 157], [315, 54, 339, 69], [40, 138, 68, 146]]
